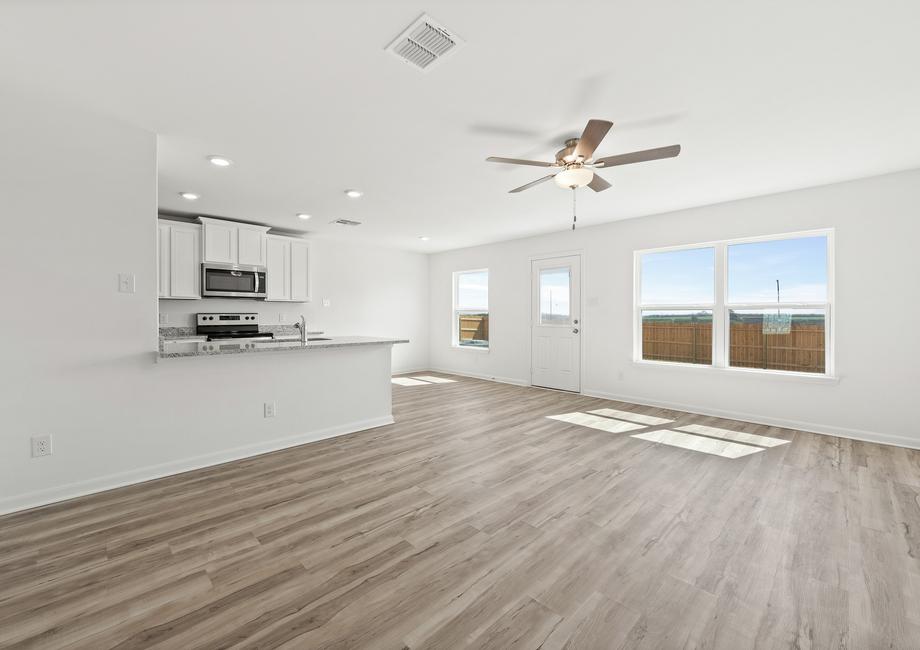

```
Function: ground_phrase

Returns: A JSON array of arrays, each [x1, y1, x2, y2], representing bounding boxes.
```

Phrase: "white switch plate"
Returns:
[[159, 313, 169, 324], [322, 298, 331, 307], [118, 272, 136, 294], [264, 402, 276, 418], [31, 434, 53, 458]]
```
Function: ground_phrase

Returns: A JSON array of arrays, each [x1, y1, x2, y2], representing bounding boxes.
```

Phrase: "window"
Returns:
[[539, 267, 571, 325], [453, 269, 489, 349], [635, 231, 832, 376], [639, 247, 714, 365]]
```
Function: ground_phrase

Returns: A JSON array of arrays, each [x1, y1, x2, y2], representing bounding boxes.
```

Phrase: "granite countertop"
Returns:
[[159, 335, 409, 359]]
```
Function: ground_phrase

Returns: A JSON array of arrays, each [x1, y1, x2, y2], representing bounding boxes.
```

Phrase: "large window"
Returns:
[[453, 269, 489, 349], [635, 231, 832, 376]]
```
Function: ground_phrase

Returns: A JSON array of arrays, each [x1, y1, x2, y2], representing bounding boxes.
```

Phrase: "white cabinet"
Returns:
[[157, 223, 170, 298], [201, 219, 236, 264], [158, 220, 201, 299], [265, 235, 311, 302], [238, 226, 266, 266], [200, 217, 268, 266], [265, 236, 289, 301]]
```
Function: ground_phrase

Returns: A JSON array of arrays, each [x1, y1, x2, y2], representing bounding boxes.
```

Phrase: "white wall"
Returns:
[[160, 237, 429, 374], [0, 93, 419, 514], [429, 170, 920, 449]]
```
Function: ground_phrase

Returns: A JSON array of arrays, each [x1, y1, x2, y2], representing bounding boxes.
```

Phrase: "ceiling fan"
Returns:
[[486, 119, 681, 194]]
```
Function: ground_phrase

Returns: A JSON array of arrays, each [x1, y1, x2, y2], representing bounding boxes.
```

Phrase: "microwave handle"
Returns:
[[255, 271, 260, 294]]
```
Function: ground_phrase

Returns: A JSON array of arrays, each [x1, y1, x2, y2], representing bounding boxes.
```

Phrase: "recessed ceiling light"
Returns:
[[207, 155, 233, 167], [179, 192, 200, 201], [296, 213, 311, 220], [418, 236, 431, 241], [344, 189, 363, 198]]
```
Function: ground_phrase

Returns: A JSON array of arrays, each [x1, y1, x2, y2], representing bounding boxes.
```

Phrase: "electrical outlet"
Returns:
[[31, 434, 53, 458], [264, 402, 276, 418], [118, 272, 136, 294], [617, 370, 625, 381], [322, 298, 331, 307], [159, 313, 169, 325]]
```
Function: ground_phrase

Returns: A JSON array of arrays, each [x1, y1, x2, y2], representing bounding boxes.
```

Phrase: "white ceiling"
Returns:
[[2, 0, 919, 252]]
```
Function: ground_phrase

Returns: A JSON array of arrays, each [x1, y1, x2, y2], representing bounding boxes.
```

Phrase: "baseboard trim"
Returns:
[[427, 367, 529, 387], [581, 387, 918, 451], [0, 415, 395, 516]]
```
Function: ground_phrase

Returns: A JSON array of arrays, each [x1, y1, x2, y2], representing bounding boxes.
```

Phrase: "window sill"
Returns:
[[632, 359, 839, 384], [451, 345, 490, 353]]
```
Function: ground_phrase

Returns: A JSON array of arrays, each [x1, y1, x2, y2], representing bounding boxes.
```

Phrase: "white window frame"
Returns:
[[634, 229, 834, 378], [452, 268, 490, 352]]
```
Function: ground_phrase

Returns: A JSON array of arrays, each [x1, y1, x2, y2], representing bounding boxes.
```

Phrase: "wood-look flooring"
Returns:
[[2, 373, 919, 649]]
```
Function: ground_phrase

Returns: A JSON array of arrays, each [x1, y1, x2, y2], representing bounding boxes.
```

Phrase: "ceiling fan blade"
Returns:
[[587, 174, 611, 192], [573, 119, 613, 160], [486, 156, 555, 168], [509, 174, 556, 193], [593, 144, 681, 168]]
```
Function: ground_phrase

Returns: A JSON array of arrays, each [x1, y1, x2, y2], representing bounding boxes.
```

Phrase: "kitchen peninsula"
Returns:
[[160, 335, 409, 359]]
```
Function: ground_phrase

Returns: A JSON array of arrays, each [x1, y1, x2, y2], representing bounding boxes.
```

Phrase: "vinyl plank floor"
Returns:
[[0, 372, 918, 649]]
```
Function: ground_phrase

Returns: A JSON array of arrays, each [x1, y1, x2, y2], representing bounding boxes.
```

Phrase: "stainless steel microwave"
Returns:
[[201, 263, 267, 299]]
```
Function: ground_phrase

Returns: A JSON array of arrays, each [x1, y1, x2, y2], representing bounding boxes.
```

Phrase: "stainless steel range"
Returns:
[[196, 313, 274, 342]]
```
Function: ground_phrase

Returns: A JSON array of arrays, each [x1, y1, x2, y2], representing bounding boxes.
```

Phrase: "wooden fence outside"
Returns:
[[642, 321, 825, 373], [458, 314, 489, 344]]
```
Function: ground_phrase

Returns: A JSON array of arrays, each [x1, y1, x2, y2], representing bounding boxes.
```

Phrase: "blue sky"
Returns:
[[457, 270, 488, 310], [642, 236, 827, 305]]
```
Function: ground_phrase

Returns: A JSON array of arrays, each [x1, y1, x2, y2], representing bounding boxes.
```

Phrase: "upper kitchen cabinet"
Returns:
[[199, 217, 269, 266], [265, 235, 311, 302], [158, 220, 201, 299]]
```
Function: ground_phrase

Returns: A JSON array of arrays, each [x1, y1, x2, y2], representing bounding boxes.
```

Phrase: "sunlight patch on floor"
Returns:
[[412, 376, 456, 384], [631, 429, 764, 459], [392, 377, 431, 386], [587, 408, 673, 426], [675, 423, 790, 448], [546, 412, 646, 433]]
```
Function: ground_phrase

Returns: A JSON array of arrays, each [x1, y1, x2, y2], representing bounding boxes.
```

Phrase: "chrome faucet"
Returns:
[[294, 315, 306, 344]]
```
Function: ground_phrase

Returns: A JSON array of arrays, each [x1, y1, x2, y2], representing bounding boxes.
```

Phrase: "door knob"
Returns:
[[573, 328, 579, 334]]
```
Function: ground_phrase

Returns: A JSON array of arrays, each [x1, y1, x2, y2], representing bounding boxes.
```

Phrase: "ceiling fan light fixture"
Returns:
[[554, 167, 593, 189]]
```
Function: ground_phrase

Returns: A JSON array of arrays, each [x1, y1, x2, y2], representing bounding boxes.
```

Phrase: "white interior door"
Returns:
[[531, 255, 581, 392]]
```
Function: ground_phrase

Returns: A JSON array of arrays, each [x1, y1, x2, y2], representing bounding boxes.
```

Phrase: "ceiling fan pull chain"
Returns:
[[572, 187, 577, 230]]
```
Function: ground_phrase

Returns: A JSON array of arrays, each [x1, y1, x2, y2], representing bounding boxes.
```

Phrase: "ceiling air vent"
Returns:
[[332, 218, 362, 226], [385, 14, 464, 72]]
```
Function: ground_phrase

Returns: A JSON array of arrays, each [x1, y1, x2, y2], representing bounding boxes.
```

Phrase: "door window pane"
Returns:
[[728, 236, 827, 303], [640, 247, 714, 305], [729, 309, 825, 373], [540, 267, 571, 324], [641, 310, 713, 365]]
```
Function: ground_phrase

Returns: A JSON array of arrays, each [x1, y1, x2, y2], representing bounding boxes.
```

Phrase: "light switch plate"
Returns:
[[264, 402, 276, 418], [322, 298, 331, 307], [159, 313, 168, 324], [118, 272, 136, 294]]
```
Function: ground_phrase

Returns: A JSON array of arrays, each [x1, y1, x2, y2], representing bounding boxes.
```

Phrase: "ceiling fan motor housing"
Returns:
[[556, 138, 582, 163]]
